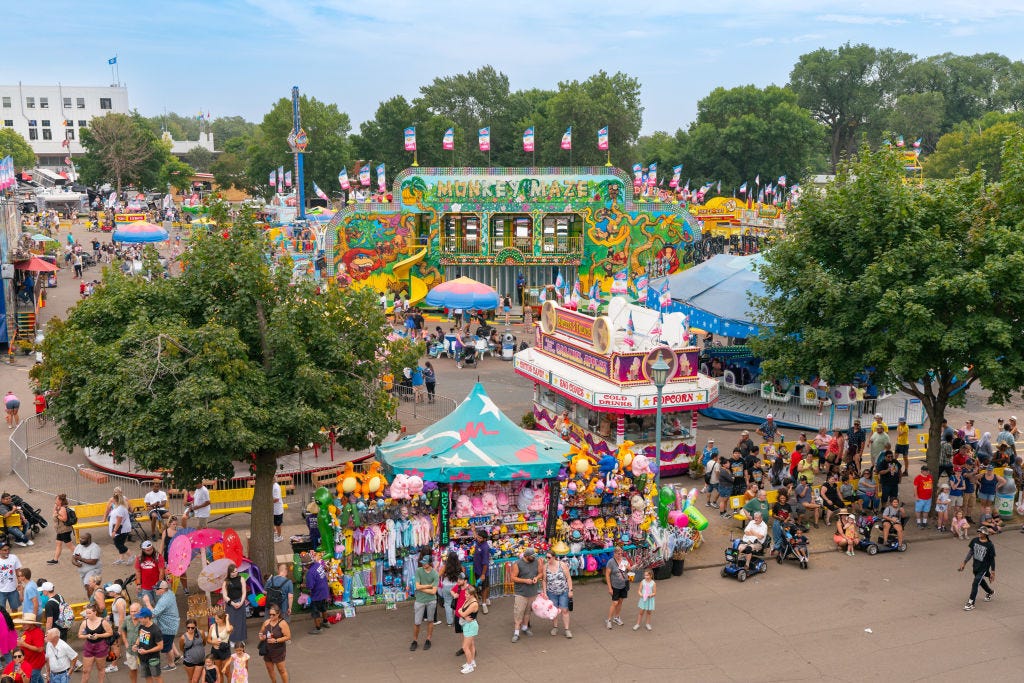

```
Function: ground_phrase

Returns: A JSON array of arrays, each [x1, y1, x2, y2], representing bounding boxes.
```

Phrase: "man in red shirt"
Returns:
[[14, 613, 45, 679], [134, 540, 165, 605], [913, 465, 934, 529]]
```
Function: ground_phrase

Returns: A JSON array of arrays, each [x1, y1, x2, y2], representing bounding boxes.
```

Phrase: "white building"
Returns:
[[0, 83, 130, 168]]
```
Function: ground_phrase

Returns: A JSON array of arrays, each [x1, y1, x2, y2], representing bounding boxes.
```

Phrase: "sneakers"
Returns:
[[113, 559, 125, 566], [550, 627, 558, 636], [605, 619, 612, 630], [460, 662, 476, 674], [423, 640, 431, 651], [104, 664, 119, 673], [161, 664, 176, 671], [455, 648, 464, 657], [46, 559, 58, 565], [645, 624, 652, 631], [521, 627, 533, 637], [481, 603, 488, 614], [13, 541, 26, 547], [409, 640, 418, 651], [27, 539, 34, 545], [433, 617, 442, 625], [632, 624, 640, 631], [511, 632, 519, 642], [612, 617, 623, 626], [273, 534, 283, 543], [308, 628, 322, 635], [985, 592, 994, 602], [963, 600, 975, 611], [564, 629, 573, 639]]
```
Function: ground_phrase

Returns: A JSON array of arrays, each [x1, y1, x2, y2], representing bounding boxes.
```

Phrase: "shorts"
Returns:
[[935, 504, 948, 513], [512, 594, 536, 623], [950, 493, 963, 505], [718, 483, 732, 498], [5, 400, 20, 410], [56, 531, 73, 544], [895, 444, 909, 456], [414, 600, 436, 626], [140, 655, 162, 679], [475, 573, 489, 592], [124, 653, 139, 671], [311, 599, 328, 619], [977, 493, 995, 503], [503, 306, 511, 312], [546, 591, 569, 610], [915, 499, 932, 513], [461, 619, 479, 637], [273, 513, 284, 527], [83, 638, 109, 659], [610, 586, 629, 602], [162, 634, 175, 653]]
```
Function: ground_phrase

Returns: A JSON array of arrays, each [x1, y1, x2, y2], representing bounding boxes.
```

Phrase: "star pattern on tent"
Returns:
[[546, 469, 554, 477], [440, 454, 467, 467], [488, 471, 496, 479], [642, 397, 653, 407], [478, 393, 501, 419]]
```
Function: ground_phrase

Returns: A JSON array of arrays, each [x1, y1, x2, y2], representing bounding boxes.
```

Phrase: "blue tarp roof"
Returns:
[[650, 253, 770, 339], [377, 383, 568, 482]]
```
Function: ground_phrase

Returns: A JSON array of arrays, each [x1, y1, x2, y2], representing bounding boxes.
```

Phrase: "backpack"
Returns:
[[54, 594, 74, 628], [265, 576, 286, 608], [64, 506, 78, 526]]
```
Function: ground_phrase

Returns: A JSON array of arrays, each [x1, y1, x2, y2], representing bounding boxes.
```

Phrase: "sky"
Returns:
[[4, 0, 1024, 137]]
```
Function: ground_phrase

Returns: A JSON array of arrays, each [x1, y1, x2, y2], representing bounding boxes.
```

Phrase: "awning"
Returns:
[[14, 257, 59, 272]]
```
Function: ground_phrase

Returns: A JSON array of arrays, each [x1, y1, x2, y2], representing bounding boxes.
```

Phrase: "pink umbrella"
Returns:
[[189, 528, 223, 549], [166, 533, 193, 577]]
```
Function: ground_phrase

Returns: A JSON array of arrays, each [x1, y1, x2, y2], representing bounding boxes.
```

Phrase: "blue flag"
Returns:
[[108, 57, 117, 65]]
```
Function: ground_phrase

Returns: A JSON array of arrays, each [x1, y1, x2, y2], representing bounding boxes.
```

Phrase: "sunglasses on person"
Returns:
[[12, 654, 23, 659]]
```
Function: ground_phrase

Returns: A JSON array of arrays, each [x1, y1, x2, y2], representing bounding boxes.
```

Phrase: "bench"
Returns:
[[73, 498, 151, 542], [12, 597, 115, 630], [209, 487, 289, 521]]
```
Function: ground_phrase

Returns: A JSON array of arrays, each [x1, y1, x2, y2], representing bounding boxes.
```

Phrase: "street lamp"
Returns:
[[649, 356, 671, 488]]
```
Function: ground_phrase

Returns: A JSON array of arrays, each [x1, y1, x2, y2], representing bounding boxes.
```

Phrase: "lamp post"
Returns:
[[649, 356, 671, 488]]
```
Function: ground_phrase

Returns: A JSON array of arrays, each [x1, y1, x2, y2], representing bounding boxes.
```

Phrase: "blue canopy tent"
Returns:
[[377, 383, 568, 482], [649, 253, 770, 339]]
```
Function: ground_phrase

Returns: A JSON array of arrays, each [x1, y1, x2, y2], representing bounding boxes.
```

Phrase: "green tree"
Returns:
[[143, 112, 201, 141], [675, 85, 824, 191], [182, 147, 215, 173], [789, 43, 913, 171], [0, 129, 35, 169], [924, 113, 1024, 180], [751, 143, 1024, 481], [210, 150, 249, 191], [33, 210, 397, 573], [211, 115, 256, 151], [78, 113, 170, 195], [246, 96, 352, 200], [880, 91, 946, 153], [159, 157, 196, 194], [350, 96, 454, 179]]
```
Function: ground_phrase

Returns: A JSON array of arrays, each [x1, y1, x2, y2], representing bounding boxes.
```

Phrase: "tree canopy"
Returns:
[[751, 139, 1024, 475], [78, 113, 170, 195], [924, 112, 1024, 180], [33, 208, 398, 572], [0, 129, 36, 169]]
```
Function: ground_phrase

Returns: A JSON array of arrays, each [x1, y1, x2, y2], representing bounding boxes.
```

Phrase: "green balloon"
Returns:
[[657, 501, 669, 526], [659, 486, 676, 505]]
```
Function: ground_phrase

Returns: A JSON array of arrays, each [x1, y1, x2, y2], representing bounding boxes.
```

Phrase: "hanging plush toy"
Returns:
[[389, 474, 411, 500], [631, 454, 653, 477], [407, 475, 424, 500], [337, 463, 363, 497], [313, 487, 337, 556], [568, 443, 595, 478], [361, 462, 388, 499], [616, 441, 636, 473]]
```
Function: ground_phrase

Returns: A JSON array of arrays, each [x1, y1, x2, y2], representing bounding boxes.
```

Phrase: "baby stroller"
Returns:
[[775, 521, 809, 569], [721, 535, 769, 582], [456, 344, 477, 369], [9, 494, 47, 537]]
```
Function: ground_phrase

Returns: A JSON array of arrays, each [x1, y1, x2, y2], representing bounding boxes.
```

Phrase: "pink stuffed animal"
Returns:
[[631, 454, 653, 476], [455, 494, 473, 517], [389, 474, 411, 500], [407, 475, 424, 498], [480, 492, 499, 515], [471, 495, 484, 515], [528, 485, 547, 512]]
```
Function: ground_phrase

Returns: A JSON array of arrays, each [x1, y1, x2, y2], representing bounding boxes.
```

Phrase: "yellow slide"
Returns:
[[351, 247, 428, 310]]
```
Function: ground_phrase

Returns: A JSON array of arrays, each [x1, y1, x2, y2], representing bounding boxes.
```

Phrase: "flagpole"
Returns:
[[605, 148, 611, 167], [532, 125, 536, 167], [412, 149, 418, 168]]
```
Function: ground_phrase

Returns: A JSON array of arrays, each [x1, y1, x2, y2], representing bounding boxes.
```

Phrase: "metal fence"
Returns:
[[393, 391, 457, 425]]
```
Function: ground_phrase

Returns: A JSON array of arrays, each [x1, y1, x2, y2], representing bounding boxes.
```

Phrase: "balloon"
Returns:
[[687, 488, 699, 502], [166, 533, 192, 577], [679, 497, 689, 513], [659, 486, 677, 506], [667, 510, 682, 525], [657, 501, 669, 527], [684, 506, 709, 531], [674, 514, 690, 528]]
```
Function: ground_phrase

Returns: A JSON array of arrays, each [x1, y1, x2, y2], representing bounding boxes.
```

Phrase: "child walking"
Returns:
[[632, 569, 656, 631], [229, 642, 249, 683], [203, 654, 223, 683]]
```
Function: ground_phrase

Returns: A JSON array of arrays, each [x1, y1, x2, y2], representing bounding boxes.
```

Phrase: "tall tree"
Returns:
[[751, 143, 1024, 480], [246, 96, 352, 200], [924, 112, 1024, 180], [350, 96, 454, 180], [789, 43, 913, 171], [78, 113, 170, 195], [159, 157, 196, 194], [880, 91, 946, 153], [182, 147, 215, 173], [0, 129, 35, 169], [33, 207, 398, 574], [210, 116, 256, 151], [143, 112, 202, 142]]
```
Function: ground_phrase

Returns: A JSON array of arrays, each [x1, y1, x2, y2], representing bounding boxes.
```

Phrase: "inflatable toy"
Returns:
[[313, 487, 336, 556]]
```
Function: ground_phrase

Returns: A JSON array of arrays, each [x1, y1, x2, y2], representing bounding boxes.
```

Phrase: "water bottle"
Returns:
[[996, 472, 1016, 519]]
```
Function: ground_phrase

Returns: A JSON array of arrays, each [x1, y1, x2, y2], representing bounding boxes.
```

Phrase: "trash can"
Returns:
[[671, 558, 685, 576], [653, 563, 673, 581]]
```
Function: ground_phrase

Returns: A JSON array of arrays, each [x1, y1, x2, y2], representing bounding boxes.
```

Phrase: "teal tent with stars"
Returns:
[[377, 382, 569, 483]]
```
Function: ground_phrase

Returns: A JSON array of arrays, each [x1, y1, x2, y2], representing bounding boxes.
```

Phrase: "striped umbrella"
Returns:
[[425, 276, 500, 310]]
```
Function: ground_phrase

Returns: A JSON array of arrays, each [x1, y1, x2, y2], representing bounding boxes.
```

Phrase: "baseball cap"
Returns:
[[105, 584, 123, 594], [137, 608, 153, 619], [874, 413, 882, 418], [40, 582, 54, 593], [418, 555, 432, 566], [707, 439, 714, 443], [141, 540, 154, 550], [766, 414, 773, 419], [987, 465, 994, 471], [898, 416, 906, 422], [523, 547, 536, 557]]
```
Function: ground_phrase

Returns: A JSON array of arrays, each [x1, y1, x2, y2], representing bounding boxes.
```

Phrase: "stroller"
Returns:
[[775, 521, 810, 569], [456, 344, 477, 369], [721, 535, 770, 582], [9, 494, 47, 537]]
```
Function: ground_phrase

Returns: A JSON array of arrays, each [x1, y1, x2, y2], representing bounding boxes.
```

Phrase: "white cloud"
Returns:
[[815, 14, 907, 26]]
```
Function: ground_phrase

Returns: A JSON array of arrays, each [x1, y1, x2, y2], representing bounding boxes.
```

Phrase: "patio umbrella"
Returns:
[[29, 233, 57, 242], [425, 276, 500, 310], [112, 221, 169, 243], [14, 257, 58, 272]]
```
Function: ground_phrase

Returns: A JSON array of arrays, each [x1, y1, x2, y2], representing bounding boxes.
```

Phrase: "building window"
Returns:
[[39, 97, 48, 109], [1, 97, 10, 108], [42, 129, 52, 140], [25, 97, 34, 108], [63, 97, 72, 108], [3, 120, 12, 127], [41, 120, 50, 128], [99, 98, 112, 110], [76, 97, 85, 109], [78, 120, 87, 127], [28, 129, 38, 140], [66, 129, 75, 141], [28, 120, 36, 127]]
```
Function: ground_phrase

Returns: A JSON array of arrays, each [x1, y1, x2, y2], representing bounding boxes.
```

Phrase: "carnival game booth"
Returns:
[[515, 298, 720, 477], [377, 383, 569, 593]]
